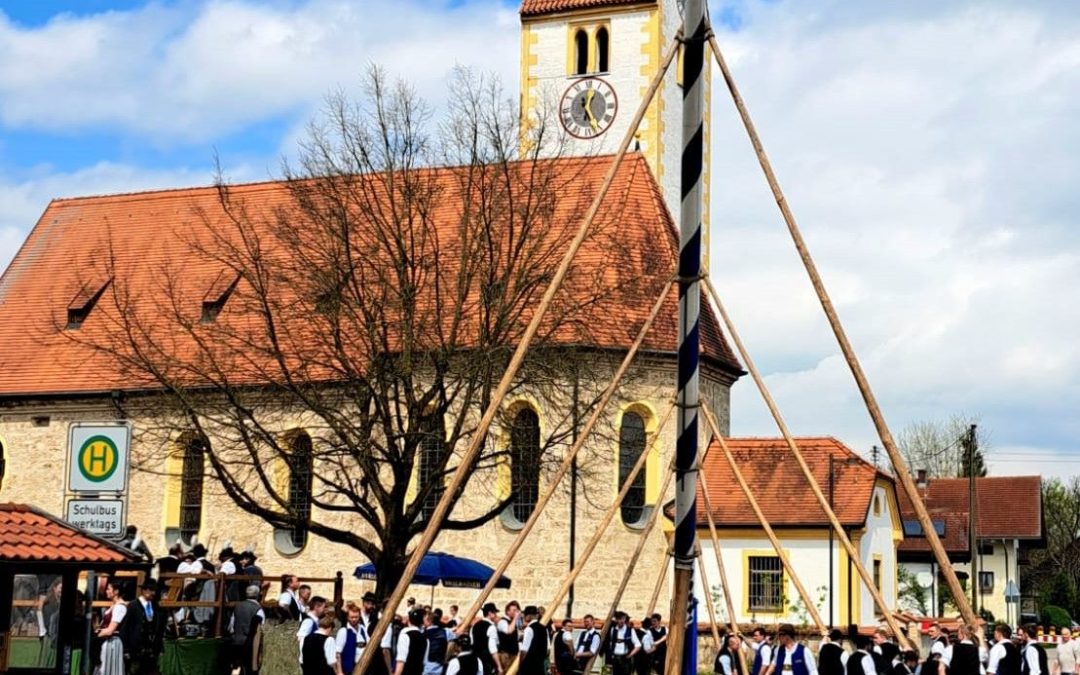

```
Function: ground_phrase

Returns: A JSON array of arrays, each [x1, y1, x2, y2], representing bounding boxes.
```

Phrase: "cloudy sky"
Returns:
[[0, 0, 1075, 478]]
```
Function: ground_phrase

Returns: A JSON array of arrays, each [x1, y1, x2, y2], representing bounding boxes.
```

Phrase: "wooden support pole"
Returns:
[[647, 549, 671, 617], [697, 470, 739, 636], [697, 404, 828, 635], [354, 34, 685, 675], [502, 400, 675, 675], [702, 279, 910, 647], [706, 32, 975, 628], [696, 541, 724, 646], [584, 454, 679, 675], [456, 278, 674, 633]]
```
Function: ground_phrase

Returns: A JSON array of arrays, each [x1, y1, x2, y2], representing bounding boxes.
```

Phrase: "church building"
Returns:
[[0, 0, 740, 618]]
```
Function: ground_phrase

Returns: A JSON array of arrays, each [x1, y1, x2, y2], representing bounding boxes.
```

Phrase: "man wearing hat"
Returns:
[[123, 581, 163, 674], [765, 624, 817, 675], [471, 603, 502, 675], [517, 606, 549, 675], [846, 635, 877, 675], [606, 611, 641, 675], [448, 635, 481, 675]]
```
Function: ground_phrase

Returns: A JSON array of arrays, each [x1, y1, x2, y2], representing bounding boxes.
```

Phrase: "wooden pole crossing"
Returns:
[[695, 540, 724, 646], [701, 279, 910, 648], [697, 468, 740, 636], [455, 278, 674, 634], [647, 549, 670, 617], [352, 33, 685, 675], [501, 401, 675, 675], [698, 403, 828, 635], [706, 32, 975, 627]]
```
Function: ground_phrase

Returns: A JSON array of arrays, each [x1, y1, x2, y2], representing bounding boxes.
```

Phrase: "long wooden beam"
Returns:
[[353, 33, 685, 675], [695, 540, 724, 646], [700, 281, 910, 648], [706, 32, 975, 627], [455, 277, 674, 633], [698, 404, 828, 635], [647, 549, 670, 617], [697, 468, 739, 636]]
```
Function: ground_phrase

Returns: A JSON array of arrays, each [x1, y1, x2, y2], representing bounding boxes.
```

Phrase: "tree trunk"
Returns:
[[376, 542, 410, 602]]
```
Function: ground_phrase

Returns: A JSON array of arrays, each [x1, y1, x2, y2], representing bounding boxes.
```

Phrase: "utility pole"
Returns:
[[668, 0, 706, 671], [967, 424, 978, 615]]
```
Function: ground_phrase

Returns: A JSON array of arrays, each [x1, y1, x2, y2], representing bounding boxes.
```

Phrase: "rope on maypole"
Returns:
[[668, 0, 707, 672]]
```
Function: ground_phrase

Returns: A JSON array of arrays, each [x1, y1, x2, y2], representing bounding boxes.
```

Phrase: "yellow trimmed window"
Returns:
[[747, 555, 785, 613], [618, 410, 648, 527], [568, 22, 611, 76], [501, 406, 541, 529], [274, 430, 313, 555], [163, 433, 206, 546]]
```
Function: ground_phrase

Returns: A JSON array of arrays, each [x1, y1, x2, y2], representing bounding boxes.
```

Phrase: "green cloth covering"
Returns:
[[157, 638, 230, 675]]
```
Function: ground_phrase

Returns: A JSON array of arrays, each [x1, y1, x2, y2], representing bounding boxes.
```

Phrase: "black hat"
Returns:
[[482, 602, 498, 615], [524, 605, 539, 617], [362, 591, 378, 603], [454, 634, 472, 651], [239, 549, 256, 562], [191, 544, 208, 558], [408, 608, 426, 626], [218, 547, 235, 561]]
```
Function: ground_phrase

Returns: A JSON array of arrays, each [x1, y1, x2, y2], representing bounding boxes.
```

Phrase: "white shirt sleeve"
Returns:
[[931, 642, 946, 658], [642, 632, 654, 652], [488, 624, 499, 655], [297, 617, 315, 640], [841, 652, 850, 667], [631, 630, 642, 649], [864, 654, 878, 675], [325, 636, 338, 666], [381, 627, 393, 650], [397, 631, 411, 663], [1025, 646, 1042, 675], [336, 627, 348, 653], [279, 592, 292, 608], [805, 647, 819, 675], [761, 645, 773, 666], [447, 658, 462, 675], [943, 646, 954, 668], [521, 626, 534, 652], [987, 643, 1005, 674], [720, 654, 733, 675], [110, 604, 127, 625]]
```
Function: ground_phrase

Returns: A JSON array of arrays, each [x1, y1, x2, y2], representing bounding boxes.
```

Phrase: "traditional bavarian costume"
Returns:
[[607, 623, 641, 675], [396, 625, 430, 675], [471, 617, 499, 675], [846, 650, 876, 675], [773, 644, 817, 675], [448, 649, 482, 675], [336, 621, 369, 675], [1021, 641, 1048, 675], [554, 625, 577, 675], [819, 641, 847, 675], [302, 630, 336, 675], [988, 638, 1021, 675], [519, 619, 549, 675], [751, 643, 775, 675], [575, 627, 601, 674]]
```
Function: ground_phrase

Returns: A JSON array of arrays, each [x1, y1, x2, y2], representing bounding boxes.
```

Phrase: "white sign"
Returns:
[[66, 499, 125, 537], [67, 423, 131, 494]]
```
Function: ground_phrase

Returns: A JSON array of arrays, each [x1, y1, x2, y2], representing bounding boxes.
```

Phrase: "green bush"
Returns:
[[261, 620, 301, 675], [1041, 605, 1073, 631]]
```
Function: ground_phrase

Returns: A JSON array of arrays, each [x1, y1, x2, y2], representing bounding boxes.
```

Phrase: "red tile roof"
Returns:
[[0, 503, 142, 564], [897, 476, 1043, 554], [0, 154, 741, 398], [693, 437, 891, 528], [520, 0, 654, 17]]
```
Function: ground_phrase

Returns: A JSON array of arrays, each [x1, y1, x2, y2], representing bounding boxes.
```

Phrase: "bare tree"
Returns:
[[897, 414, 988, 478], [65, 67, 666, 594]]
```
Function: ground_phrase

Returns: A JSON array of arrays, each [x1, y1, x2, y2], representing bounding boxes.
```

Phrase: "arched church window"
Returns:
[[619, 411, 647, 526], [273, 430, 314, 554], [508, 407, 541, 525], [417, 412, 447, 522], [179, 434, 206, 544], [574, 29, 589, 75], [596, 26, 610, 73]]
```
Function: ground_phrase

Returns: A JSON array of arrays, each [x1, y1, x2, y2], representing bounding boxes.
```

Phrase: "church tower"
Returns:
[[519, 0, 712, 259]]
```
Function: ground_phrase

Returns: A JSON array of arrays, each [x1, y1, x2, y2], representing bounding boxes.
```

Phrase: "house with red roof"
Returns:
[[897, 474, 1044, 626], [687, 436, 903, 628]]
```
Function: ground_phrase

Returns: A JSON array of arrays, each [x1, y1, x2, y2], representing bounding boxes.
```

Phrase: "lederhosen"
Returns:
[[472, 620, 497, 675], [575, 629, 599, 674], [819, 643, 845, 675], [609, 625, 636, 675], [554, 628, 576, 675], [302, 633, 334, 675], [520, 622, 548, 675]]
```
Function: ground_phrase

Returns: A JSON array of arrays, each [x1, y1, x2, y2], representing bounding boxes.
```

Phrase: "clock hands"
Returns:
[[584, 89, 600, 132]]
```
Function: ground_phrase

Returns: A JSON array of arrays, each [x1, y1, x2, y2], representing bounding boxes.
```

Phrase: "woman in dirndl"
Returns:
[[95, 579, 128, 675]]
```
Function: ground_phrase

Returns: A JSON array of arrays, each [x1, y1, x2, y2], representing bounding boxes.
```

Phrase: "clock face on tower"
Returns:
[[560, 77, 618, 139]]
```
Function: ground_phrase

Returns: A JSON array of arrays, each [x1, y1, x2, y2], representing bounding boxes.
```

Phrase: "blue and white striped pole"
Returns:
[[670, 0, 706, 673]]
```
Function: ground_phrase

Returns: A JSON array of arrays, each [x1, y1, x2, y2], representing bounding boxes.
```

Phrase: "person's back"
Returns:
[[998, 642, 1021, 675], [302, 632, 333, 675], [819, 641, 846, 675], [232, 599, 261, 646], [520, 619, 548, 675], [950, 642, 981, 675], [846, 650, 874, 675], [400, 627, 429, 675], [424, 624, 449, 673]]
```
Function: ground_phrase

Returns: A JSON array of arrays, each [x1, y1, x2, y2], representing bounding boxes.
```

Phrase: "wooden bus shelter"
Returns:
[[0, 503, 149, 674]]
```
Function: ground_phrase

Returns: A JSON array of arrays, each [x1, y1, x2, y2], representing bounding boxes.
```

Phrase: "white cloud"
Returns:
[[0, 0, 520, 141], [708, 1, 1080, 475]]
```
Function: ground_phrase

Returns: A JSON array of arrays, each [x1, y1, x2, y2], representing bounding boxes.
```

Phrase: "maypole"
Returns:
[[668, 0, 707, 671]]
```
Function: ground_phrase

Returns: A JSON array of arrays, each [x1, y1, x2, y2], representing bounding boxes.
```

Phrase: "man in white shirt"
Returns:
[[336, 604, 369, 675], [1056, 628, 1078, 675], [750, 627, 775, 675], [850, 636, 878, 675], [1019, 625, 1048, 675], [297, 596, 328, 664], [607, 611, 641, 675], [278, 575, 305, 621], [395, 609, 430, 675], [575, 614, 601, 673], [764, 624, 818, 675]]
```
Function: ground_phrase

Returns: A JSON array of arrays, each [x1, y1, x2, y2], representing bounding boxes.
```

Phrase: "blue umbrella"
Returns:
[[354, 551, 512, 590]]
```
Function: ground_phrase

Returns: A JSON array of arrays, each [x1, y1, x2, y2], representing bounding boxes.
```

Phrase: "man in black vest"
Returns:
[[947, 625, 981, 675], [395, 609, 430, 675], [496, 602, 521, 673], [649, 614, 668, 675], [819, 629, 848, 675], [554, 617, 577, 675], [1018, 625, 1048, 675], [847, 635, 878, 675], [471, 603, 501, 675], [607, 611, 641, 675], [423, 608, 452, 675], [872, 629, 900, 675], [988, 624, 1021, 675], [517, 606, 548, 675], [892, 651, 918, 675], [448, 635, 481, 675], [303, 615, 338, 675], [634, 617, 655, 675], [574, 614, 601, 675]]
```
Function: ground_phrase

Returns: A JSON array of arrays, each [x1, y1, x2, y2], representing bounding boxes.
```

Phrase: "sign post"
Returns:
[[65, 423, 131, 538]]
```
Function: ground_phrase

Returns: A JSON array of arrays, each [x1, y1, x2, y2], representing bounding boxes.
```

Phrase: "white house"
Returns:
[[688, 437, 903, 628]]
